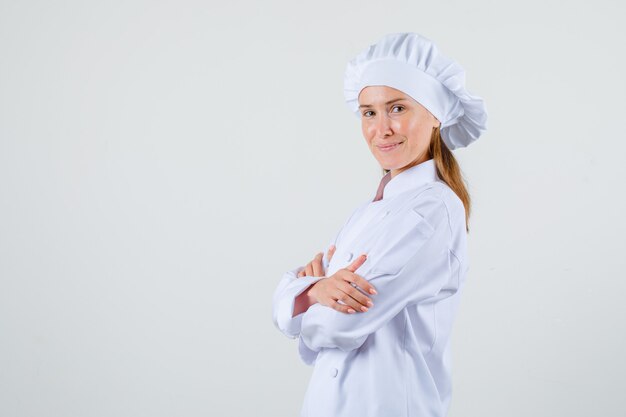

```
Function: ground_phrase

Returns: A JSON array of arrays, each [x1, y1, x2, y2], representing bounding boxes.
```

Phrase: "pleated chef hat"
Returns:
[[344, 32, 488, 150]]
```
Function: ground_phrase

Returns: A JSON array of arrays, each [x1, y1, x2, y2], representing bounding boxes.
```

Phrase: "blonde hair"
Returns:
[[382, 126, 472, 233]]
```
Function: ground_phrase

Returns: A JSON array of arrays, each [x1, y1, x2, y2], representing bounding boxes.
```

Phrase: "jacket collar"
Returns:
[[372, 158, 439, 202]]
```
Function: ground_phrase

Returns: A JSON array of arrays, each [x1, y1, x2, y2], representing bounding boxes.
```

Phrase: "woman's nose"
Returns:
[[374, 115, 393, 137]]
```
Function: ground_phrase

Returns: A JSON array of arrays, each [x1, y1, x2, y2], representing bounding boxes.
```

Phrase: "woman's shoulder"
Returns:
[[408, 180, 465, 231], [409, 180, 460, 208]]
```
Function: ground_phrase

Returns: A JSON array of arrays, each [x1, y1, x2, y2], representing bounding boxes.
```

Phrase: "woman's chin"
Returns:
[[377, 159, 403, 172]]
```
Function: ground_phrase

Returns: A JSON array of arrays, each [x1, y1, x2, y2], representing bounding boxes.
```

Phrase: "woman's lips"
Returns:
[[377, 141, 404, 152]]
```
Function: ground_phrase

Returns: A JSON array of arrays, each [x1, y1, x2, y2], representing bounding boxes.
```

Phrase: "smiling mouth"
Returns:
[[377, 141, 404, 151]]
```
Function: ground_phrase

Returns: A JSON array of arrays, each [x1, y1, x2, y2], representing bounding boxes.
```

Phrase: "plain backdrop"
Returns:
[[1, 1, 625, 416]]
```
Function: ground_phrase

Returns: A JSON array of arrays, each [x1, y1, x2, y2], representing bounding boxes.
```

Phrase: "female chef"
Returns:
[[271, 32, 488, 417]]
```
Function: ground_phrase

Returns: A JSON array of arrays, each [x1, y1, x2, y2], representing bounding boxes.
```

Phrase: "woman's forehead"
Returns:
[[360, 85, 407, 96], [358, 85, 416, 105]]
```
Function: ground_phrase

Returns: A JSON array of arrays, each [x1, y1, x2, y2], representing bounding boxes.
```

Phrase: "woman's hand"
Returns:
[[297, 245, 337, 278], [308, 254, 377, 314]]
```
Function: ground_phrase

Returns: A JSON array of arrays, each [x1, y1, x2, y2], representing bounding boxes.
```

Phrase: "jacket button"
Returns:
[[345, 252, 353, 262], [330, 367, 338, 378]]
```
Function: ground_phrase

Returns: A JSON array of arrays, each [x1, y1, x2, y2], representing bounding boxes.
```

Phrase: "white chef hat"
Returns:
[[344, 32, 488, 150]]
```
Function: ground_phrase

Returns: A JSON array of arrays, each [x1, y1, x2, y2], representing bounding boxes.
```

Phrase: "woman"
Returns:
[[272, 32, 488, 417]]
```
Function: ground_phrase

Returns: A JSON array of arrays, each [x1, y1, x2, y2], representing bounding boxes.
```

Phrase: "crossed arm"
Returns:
[[273, 196, 454, 356]]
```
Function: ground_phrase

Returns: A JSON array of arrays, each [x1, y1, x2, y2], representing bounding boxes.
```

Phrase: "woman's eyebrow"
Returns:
[[359, 98, 407, 109]]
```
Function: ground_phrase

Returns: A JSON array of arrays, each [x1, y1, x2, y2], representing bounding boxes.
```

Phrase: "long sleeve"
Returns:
[[271, 266, 328, 339], [270, 261, 331, 365], [271, 201, 367, 341], [299, 196, 455, 353]]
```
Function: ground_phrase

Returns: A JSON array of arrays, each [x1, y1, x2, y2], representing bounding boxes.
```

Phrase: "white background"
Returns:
[[1, 1, 625, 416]]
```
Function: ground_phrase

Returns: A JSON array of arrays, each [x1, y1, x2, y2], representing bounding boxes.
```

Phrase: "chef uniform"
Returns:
[[272, 32, 488, 417]]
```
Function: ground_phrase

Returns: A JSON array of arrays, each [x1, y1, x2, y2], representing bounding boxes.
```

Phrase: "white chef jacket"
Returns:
[[272, 158, 469, 417]]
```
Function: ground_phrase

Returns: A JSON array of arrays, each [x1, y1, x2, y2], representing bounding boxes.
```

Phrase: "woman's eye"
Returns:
[[363, 106, 402, 117]]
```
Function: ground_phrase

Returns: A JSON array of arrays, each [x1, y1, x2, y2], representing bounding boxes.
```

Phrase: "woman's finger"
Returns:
[[334, 301, 356, 314], [339, 281, 374, 309], [346, 272, 378, 295], [327, 244, 336, 263], [346, 254, 367, 272], [312, 252, 324, 276], [325, 283, 368, 314], [335, 291, 367, 313], [327, 295, 356, 314], [340, 255, 377, 295], [312, 280, 355, 314]]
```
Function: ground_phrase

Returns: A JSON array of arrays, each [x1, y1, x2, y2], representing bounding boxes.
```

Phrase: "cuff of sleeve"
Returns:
[[273, 272, 326, 339]]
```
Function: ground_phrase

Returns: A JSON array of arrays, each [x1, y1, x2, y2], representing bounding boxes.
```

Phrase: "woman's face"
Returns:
[[358, 85, 440, 178]]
